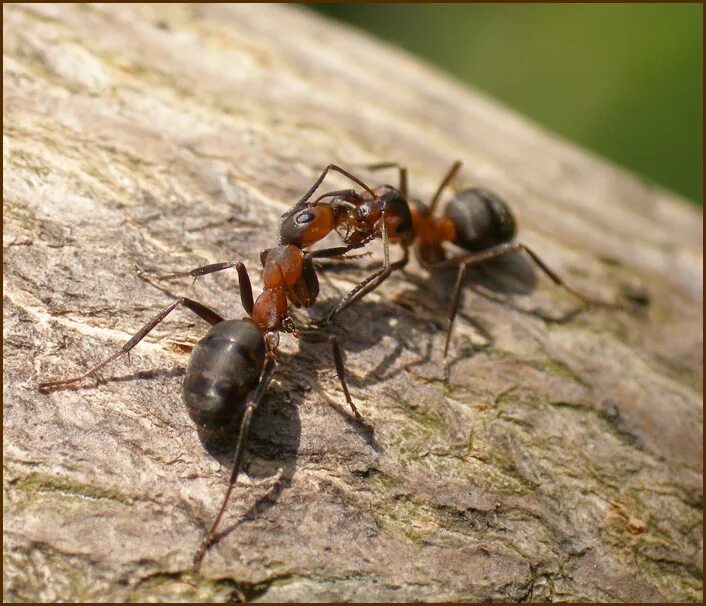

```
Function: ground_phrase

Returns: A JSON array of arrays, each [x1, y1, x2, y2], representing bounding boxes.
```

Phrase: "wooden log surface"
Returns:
[[3, 4, 702, 602]]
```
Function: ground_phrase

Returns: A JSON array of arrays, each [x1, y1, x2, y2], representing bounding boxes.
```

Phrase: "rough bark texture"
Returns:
[[3, 4, 703, 603]]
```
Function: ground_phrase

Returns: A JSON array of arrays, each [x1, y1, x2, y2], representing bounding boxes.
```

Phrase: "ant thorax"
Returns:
[[411, 208, 457, 249]]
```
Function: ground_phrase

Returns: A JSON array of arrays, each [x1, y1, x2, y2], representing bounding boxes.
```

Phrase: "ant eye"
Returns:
[[295, 211, 315, 225]]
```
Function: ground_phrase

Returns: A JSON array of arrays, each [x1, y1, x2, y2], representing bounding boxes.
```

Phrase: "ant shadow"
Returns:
[[312, 249, 587, 381]]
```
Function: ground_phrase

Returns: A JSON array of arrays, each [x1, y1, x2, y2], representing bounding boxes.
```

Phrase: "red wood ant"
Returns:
[[314, 161, 620, 376], [37, 261, 356, 566], [36, 163, 415, 567]]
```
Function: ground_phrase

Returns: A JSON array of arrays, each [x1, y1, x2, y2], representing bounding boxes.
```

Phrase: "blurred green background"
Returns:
[[311, 4, 703, 205]]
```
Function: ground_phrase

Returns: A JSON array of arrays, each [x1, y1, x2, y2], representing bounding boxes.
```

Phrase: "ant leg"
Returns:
[[282, 164, 377, 219], [234, 263, 254, 316], [319, 209, 395, 321], [308, 242, 374, 274], [143, 260, 242, 282], [140, 261, 254, 315], [429, 242, 521, 270], [381, 211, 391, 268], [294, 329, 359, 418], [428, 160, 462, 214], [443, 261, 469, 383], [430, 242, 618, 308], [316, 251, 373, 263], [323, 250, 409, 324], [38, 298, 224, 391], [308, 248, 376, 288], [324, 210, 395, 319], [309, 242, 369, 260], [192, 357, 277, 567], [520, 245, 618, 308], [146, 261, 239, 281]]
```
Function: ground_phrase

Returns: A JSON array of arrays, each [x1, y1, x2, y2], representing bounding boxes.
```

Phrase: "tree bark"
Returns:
[[3, 4, 702, 602]]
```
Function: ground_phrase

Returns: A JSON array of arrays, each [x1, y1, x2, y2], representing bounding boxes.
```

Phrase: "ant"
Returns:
[[37, 261, 356, 567], [37, 163, 415, 567], [313, 161, 621, 377]]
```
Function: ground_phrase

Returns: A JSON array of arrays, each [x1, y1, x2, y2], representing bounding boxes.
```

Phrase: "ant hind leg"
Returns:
[[38, 297, 224, 391], [192, 357, 278, 568]]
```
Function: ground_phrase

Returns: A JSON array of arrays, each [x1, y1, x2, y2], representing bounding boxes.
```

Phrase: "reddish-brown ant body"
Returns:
[[37, 261, 356, 567], [37, 163, 415, 567]]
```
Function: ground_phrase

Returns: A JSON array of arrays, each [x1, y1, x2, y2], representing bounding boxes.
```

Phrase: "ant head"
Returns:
[[279, 206, 335, 248], [445, 188, 516, 251], [357, 184, 413, 239]]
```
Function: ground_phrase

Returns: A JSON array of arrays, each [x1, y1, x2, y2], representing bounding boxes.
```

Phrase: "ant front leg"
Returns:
[[143, 260, 241, 282], [306, 241, 374, 282], [140, 259, 246, 283], [320, 245, 410, 326], [309, 241, 372, 262], [38, 298, 224, 391], [441, 260, 469, 383], [193, 357, 278, 567]]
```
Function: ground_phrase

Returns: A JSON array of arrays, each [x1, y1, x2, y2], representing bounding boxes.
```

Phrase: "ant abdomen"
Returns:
[[183, 320, 265, 432], [445, 188, 517, 251]]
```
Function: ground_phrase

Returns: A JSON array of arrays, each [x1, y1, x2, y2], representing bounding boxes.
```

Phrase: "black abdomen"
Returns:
[[445, 188, 516, 251], [183, 320, 265, 432]]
